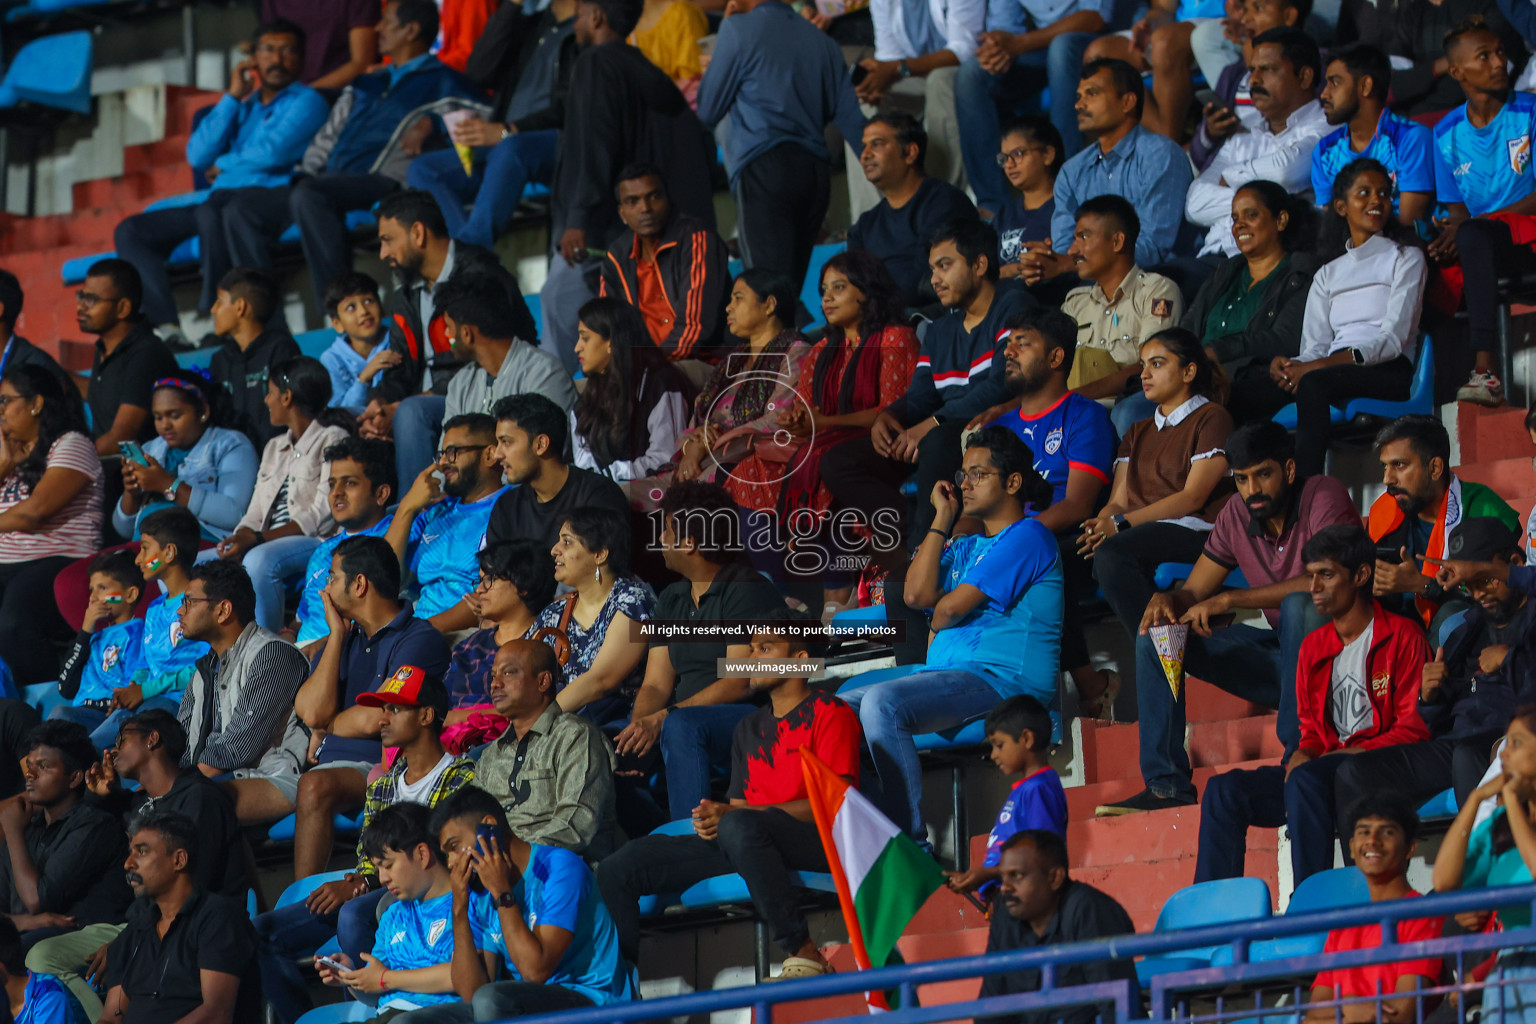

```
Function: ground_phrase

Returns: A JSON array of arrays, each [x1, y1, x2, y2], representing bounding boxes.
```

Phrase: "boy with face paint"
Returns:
[[50, 551, 147, 746]]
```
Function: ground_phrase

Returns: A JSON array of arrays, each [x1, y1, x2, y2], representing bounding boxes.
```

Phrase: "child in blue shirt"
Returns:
[[319, 272, 398, 411], [946, 695, 1067, 900], [50, 551, 147, 742]]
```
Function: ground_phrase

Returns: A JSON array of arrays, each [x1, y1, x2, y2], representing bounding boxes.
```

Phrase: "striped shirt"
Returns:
[[0, 432, 103, 562]]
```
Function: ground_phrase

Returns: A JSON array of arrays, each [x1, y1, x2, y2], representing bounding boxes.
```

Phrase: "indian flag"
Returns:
[[803, 750, 947, 1010]]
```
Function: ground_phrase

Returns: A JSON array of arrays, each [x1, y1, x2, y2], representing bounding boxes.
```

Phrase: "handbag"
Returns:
[[531, 592, 577, 666]]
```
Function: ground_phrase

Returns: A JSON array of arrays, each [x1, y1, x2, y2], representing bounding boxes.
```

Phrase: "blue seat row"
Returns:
[[0, 30, 92, 114]]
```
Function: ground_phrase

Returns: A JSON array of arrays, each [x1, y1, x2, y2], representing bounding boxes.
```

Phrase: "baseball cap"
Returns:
[[1446, 518, 1523, 564], [356, 665, 450, 721]]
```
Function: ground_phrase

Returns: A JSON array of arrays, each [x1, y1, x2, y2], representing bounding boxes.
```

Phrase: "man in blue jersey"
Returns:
[[1313, 44, 1435, 227], [977, 308, 1117, 721], [386, 414, 509, 637], [1430, 20, 1536, 407]]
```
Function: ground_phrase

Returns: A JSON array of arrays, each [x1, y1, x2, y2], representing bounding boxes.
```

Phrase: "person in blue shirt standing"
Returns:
[[1312, 45, 1435, 229], [49, 550, 148, 738], [1430, 20, 1536, 408], [386, 414, 510, 637], [113, 20, 329, 334], [839, 426, 1064, 843]]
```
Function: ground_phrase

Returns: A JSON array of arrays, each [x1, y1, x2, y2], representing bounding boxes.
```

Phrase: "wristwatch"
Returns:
[[496, 890, 518, 909], [500, 124, 514, 141], [1111, 514, 1130, 534], [897, 59, 912, 78]]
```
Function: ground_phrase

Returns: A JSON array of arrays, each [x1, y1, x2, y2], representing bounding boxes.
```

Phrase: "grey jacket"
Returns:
[[444, 340, 578, 420], [179, 623, 310, 777]]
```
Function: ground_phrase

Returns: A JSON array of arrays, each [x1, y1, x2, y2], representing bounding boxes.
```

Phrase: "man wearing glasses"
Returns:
[[386, 413, 511, 637], [76, 259, 181, 459]]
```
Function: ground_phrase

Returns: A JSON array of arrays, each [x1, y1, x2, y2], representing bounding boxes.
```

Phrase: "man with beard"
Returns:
[[99, 812, 260, 1024], [435, 272, 575, 424], [978, 308, 1116, 719], [77, 259, 181, 459], [387, 414, 513, 636], [360, 190, 540, 489], [1097, 421, 1355, 816], [1365, 415, 1518, 635], [1337, 519, 1532, 812], [976, 830, 1136, 1024]]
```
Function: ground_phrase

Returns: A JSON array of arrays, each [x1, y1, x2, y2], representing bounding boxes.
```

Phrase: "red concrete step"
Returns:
[[1062, 755, 1283, 822], [166, 86, 221, 136], [1455, 457, 1536, 502], [122, 136, 196, 177], [1081, 711, 1281, 785], [1458, 404, 1531, 466]]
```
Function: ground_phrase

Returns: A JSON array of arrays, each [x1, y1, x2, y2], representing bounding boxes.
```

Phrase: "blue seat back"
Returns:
[[1284, 867, 1369, 917], [274, 869, 353, 910], [1, 31, 92, 114], [1151, 877, 1273, 963]]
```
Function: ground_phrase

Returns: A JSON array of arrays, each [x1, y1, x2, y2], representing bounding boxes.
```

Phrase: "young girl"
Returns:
[[994, 116, 1063, 281]]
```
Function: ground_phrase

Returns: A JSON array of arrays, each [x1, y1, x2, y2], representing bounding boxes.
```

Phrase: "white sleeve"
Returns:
[[1297, 265, 1334, 363], [872, 0, 903, 62], [1223, 127, 1329, 196], [1357, 246, 1427, 365], [941, 0, 985, 62], [602, 392, 690, 483], [1184, 154, 1235, 228], [569, 410, 599, 472]]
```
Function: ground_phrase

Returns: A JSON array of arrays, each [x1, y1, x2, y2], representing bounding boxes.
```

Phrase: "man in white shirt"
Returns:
[[1185, 28, 1328, 259]]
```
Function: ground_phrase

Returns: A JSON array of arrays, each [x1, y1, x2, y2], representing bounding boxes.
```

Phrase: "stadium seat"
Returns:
[[268, 811, 365, 843], [1136, 877, 1272, 985], [0, 31, 93, 114], [1271, 337, 1434, 429], [1209, 868, 1369, 966], [295, 1002, 373, 1024], [800, 242, 846, 330], [295, 328, 333, 360], [828, 603, 887, 635], [1152, 564, 1249, 590], [273, 869, 351, 958], [1419, 788, 1458, 820]]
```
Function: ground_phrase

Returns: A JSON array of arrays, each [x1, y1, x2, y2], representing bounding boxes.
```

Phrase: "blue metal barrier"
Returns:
[[490, 882, 1536, 1024]]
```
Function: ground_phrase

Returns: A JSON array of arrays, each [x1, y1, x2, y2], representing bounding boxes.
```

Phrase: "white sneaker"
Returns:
[[152, 322, 194, 351], [1456, 370, 1506, 407]]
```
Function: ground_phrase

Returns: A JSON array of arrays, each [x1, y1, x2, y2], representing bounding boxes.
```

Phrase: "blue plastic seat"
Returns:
[[272, 869, 350, 957], [295, 327, 334, 360], [800, 242, 847, 329], [0, 31, 93, 114], [828, 603, 888, 635], [1273, 337, 1434, 429], [1209, 867, 1369, 966], [526, 293, 542, 340], [268, 811, 365, 843], [1419, 788, 1458, 820], [295, 1001, 373, 1024], [1152, 563, 1249, 590], [635, 818, 836, 917], [1137, 877, 1273, 985]]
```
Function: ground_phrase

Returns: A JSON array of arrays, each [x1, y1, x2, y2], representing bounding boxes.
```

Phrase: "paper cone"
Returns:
[[1150, 622, 1190, 699], [454, 144, 474, 176], [441, 109, 475, 176]]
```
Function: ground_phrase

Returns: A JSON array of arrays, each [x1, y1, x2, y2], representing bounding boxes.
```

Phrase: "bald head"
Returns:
[[488, 639, 562, 719]]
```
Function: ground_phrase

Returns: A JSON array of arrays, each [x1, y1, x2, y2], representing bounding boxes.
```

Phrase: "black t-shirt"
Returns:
[[88, 324, 181, 443], [652, 560, 785, 702], [209, 330, 302, 449], [0, 801, 132, 924], [846, 177, 979, 306], [126, 770, 247, 899], [104, 889, 260, 1024], [484, 466, 631, 561]]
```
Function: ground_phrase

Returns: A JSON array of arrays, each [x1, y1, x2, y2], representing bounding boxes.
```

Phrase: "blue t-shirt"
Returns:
[[372, 890, 477, 1011], [472, 845, 636, 1007], [76, 620, 147, 705], [408, 487, 510, 619], [1312, 111, 1435, 216], [1175, 0, 1222, 16], [18, 972, 89, 1024], [993, 197, 1055, 269], [320, 335, 392, 410], [991, 392, 1115, 510], [1434, 91, 1536, 216], [924, 518, 1064, 703], [138, 591, 209, 698], [295, 516, 395, 645], [982, 767, 1068, 871]]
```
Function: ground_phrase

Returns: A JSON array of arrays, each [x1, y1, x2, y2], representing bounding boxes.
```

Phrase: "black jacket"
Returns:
[[209, 329, 302, 449], [8, 334, 67, 387], [1181, 252, 1317, 378], [466, 2, 578, 131], [599, 212, 730, 360], [1420, 594, 1536, 743], [376, 243, 539, 402], [553, 41, 717, 244]]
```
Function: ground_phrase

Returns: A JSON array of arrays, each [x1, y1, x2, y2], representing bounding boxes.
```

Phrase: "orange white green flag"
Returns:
[[802, 749, 947, 1010]]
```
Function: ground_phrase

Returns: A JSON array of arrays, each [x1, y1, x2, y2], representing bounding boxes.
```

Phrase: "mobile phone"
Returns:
[[117, 441, 149, 466], [850, 63, 869, 86], [1194, 88, 1227, 113], [315, 955, 347, 972], [1375, 545, 1403, 565], [476, 823, 509, 850]]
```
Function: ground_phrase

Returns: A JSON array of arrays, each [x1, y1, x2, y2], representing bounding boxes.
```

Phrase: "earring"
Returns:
[[200, 416, 208, 423], [594, 566, 601, 583]]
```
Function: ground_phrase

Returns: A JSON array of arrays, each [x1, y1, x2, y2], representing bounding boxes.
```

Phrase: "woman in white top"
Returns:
[[1269, 158, 1427, 476]]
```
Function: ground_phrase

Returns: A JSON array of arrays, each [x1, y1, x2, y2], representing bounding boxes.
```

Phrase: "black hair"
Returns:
[[560, 506, 632, 578], [254, 17, 308, 54], [585, 0, 644, 37], [733, 268, 798, 331], [748, 604, 828, 659], [493, 393, 569, 459], [1251, 27, 1322, 86], [390, 0, 441, 48], [122, 707, 188, 765], [334, 534, 402, 601], [1373, 414, 1450, 472], [869, 110, 927, 172], [1000, 115, 1065, 176], [984, 695, 1052, 750], [929, 218, 1001, 282], [573, 297, 658, 468], [138, 507, 202, 570], [1080, 58, 1145, 121], [1141, 327, 1226, 403], [427, 784, 511, 841], [1, 363, 89, 490], [614, 162, 667, 199], [323, 271, 382, 321], [1004, 307, 1078, 377], [442, 412, 496, 440], [24, 720, 97, 777], [819, 249, 907, 341], [1328, 43, 1391, 100], [1000, 828, 1068, 871], [375, 188, 448, 240], [1301, 522, 1374, 575], [1233, 179, 1318, 255], [88, 548, 143, 597], [660, 481, 743, 565], [1344, 793, 1421, 844], [433, 271, 526, 340], [151, 374, 213, 423], [362, 802, 445, 867], [187, 559, 257, 626], [966, 425, 1053, 512], [269, 356, 334, 418], [477, 540, 558, 612], [0, 268, 22, 328], [1075, 194, 1141, 255], [86, 258, 143, 319], [1320, 157, 1417, 259], [0, 916, 21, 976], [129, 809, 199, 869], [1225, 419, 1296, 471], [216, 266, 279, 325], [324, 435, 397, 498], [1444, 16, 1497, 58]]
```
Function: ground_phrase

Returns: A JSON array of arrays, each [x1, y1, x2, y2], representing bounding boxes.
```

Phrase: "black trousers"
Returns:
[[1335, 735, 1501, 818], [1092, 522, 1211, 644], [112, 188, 261, 323], [0, 556, 74, 687], [596, 807, 829, 964], [222, 173, 398, 318], [734, 143, 831, 289], [1055, 530, 1095, 674], [1460, 216, 1536, 356]]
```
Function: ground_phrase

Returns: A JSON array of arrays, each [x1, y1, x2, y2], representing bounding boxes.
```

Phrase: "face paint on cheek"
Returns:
[[144, 558, 163, 572], [103, 594, 124, 605]]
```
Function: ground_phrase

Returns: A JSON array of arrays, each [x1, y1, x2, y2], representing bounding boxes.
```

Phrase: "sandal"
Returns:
[[768, 956, 832, 981], [1079, 669, 1121, 722]]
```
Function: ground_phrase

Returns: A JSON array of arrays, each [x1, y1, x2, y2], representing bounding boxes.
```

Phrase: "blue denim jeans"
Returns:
[[406, 130, 560, 250], [254, 886, 389, 1024], [1136, 590, 1325, 801], [1110, 390, 1157, 436], [955, 32, 1097, 213], [838, 667, 1005, 840], [48, 695, 183, 751], [660, 703, 756, 820], [393, 394, 448, 494]]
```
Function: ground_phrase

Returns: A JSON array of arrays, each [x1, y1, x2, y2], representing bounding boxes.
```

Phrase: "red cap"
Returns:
[[356, 665, 436, 709]]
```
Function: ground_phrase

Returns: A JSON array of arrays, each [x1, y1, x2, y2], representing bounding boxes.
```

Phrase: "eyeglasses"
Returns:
[[181, 594, 215, 606], [0, 395, 23, 409], [995, 146, 1047, 166], [955, 468, 1001, 485], [437, 443, 489, 462], [75, 290, 111, 307], [475, 573, 508, 591]]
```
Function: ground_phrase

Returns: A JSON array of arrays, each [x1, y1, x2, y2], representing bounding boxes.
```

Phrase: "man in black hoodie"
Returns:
[[207, 267, 301, 448], [359, 189, 538, 488], [406, 0, 577, 251]]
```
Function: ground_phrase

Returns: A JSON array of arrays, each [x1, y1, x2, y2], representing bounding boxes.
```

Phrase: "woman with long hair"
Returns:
[[571, 298, 692, 486], [0, 364, 103, 687]]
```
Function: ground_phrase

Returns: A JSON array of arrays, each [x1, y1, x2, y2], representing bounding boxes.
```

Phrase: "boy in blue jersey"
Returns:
[[316, 802, 492, 1020], [421, 786, 635, 1023], [292, 436, 395, 655], [49, 551, 148, 744], [1429, 21, 1536, 407], [1313, 45, 1435, 228], [946, 695, 1067, 901], [978, 308, 1118, 721], [386, 414, 510, 637]]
